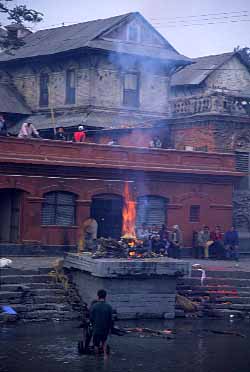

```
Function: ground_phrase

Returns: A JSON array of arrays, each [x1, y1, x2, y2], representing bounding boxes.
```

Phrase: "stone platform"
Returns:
[[64, 253, 190, 319]]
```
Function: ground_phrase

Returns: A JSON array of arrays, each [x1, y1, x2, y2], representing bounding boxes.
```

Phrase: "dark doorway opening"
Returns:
[[0, 189, 22, 243], [90, 194, 123, 239]]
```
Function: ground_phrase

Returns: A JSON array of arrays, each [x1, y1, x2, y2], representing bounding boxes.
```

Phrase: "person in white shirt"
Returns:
[[18, 122, 40, 139]]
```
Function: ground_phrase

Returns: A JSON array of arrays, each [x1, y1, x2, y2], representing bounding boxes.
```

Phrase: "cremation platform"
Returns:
[[64, 253, 190, 319]]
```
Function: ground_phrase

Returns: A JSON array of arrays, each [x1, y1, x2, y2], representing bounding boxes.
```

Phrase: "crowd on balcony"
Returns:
[[0, 114, 164, 149], [135, 223, 239, 261]]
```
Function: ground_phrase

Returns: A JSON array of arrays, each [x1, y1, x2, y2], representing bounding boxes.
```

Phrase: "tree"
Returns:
[[0, 0, 43, 50]]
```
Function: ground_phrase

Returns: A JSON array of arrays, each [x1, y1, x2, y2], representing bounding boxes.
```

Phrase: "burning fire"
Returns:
[[122, 182, 136, 239]]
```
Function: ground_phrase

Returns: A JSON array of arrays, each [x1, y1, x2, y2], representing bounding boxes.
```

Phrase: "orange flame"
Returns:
[[122, 182, 136, 238]]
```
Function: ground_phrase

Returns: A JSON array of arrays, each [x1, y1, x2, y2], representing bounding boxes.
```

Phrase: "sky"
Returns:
[[3, 0, 250, 57]]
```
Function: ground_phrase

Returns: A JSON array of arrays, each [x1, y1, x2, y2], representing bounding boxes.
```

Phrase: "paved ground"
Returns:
[[3, 256, 250, 272]]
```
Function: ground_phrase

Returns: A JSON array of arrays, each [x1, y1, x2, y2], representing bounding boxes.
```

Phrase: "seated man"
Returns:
[[90, 289, 113, 359]]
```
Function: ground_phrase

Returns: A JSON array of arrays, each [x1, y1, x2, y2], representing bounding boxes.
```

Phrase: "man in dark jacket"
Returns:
[[224, 226, 240, 261], [90, 289, 112, 358]]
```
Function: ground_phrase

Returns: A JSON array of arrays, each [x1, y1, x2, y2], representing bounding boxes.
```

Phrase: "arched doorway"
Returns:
[[136, 195, 168, 228], [90, 194, 123, 239], [0, 189, 23, 243]]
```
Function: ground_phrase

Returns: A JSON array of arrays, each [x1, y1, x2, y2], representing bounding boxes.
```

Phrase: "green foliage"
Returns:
[[0, 0, 43, 50]]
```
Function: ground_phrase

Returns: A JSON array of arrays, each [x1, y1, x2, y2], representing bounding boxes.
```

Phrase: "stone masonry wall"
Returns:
[[171, 123, 216, 151], [5, 52, 170, 119], [206, 55, 250, 92]]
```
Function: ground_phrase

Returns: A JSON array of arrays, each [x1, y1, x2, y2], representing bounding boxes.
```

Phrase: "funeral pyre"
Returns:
[[91, 237, 165, 259], [91, 182, 165, 259]]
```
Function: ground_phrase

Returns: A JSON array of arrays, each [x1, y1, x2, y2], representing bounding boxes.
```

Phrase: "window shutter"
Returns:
[[136, 196, 167, 228], [236, 152, 249, 172]]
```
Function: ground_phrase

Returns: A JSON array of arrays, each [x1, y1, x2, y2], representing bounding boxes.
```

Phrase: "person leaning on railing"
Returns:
[[18, 122, 40, 139]]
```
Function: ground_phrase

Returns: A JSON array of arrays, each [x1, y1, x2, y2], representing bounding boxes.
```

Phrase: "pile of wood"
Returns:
[[92, 238, 127, 259]]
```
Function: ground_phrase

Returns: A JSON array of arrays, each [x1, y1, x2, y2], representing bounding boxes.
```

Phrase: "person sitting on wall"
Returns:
[[73, 125, 86, 142], [168, 225, 183, 259], [0, 115, 7, 136], [224, 226, 240, 261], [210, 226, 225, 259], [18, 122, 40, 139], [149, 136, 162, 149], [90, 289, 113, 359], [78, 216, 98, 253], [55, 126, 66, 141]]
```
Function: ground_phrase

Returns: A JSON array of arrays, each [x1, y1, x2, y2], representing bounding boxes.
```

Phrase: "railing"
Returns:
[[170, 93, 249, 117], [0, 136, 240, 176]]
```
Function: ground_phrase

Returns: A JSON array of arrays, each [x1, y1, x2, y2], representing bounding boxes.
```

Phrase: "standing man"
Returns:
[[197, 226, 211, 259], [169, 225, 183, 259], [90, 289, 113, 358], [224, 226, 240, 261], [78, 216, 98, 253]]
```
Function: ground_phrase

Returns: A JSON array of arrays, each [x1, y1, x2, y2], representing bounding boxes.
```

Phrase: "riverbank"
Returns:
[[1, 318, 250, 372]]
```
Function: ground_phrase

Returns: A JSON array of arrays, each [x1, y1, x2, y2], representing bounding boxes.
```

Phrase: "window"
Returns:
[[127, 24, 140, 42], [65, 69, 76, 104], [39, 73, 49, 107], [189, 205, 200, 222], [42, 192, 76, 226], [123, 73, 139, 107], [136, 196, 167, 228]]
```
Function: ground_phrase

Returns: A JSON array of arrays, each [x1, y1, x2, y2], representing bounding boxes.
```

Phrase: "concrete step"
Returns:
[[0, 282, 63, 291], [192, 270, 250, 279], [22, 310, 80, 320], [215, 296, 250, 304], [0, 291, 67, 305], [204, 309, 245, 318], [1, 274, 52, 285], [0, 268, 51, 275], [10, 303, 72, 313], [182, 277, 250, 287]]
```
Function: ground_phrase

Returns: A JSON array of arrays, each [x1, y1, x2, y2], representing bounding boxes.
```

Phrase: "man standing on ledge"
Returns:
[[90, 289, 113, 359]]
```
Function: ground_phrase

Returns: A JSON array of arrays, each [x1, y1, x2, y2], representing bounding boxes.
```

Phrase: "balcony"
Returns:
[[170, 92, 250, 118]]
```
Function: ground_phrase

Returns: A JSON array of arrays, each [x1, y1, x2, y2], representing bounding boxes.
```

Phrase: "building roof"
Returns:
[[171, 52, 235, 86], [0, 12, 189, 64], [0, 83, 31, 114]]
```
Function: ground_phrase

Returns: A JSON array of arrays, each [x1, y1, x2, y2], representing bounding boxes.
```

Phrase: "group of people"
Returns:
[[136, 223, 183, 259], [193, 225, 240, 261], [0, 115, 164, 149], [136, 223, 240, 261]]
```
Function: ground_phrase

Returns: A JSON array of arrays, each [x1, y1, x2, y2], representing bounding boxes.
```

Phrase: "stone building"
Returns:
[[0, 12, 189, 145], [169, 52, 250, 249]]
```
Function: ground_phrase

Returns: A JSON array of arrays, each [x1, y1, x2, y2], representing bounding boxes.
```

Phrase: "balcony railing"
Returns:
[[170, 93, 250, 117]]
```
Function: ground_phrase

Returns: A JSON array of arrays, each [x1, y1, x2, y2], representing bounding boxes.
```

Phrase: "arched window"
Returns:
[[42, 191, 76, 226], [136, 196, 167, 228]]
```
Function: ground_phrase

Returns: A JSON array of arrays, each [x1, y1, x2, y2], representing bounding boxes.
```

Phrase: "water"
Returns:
[[1, 318, 250, 372]]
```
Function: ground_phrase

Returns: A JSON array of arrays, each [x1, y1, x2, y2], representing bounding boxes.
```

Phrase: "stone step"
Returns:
[[215, 296, 250, 304], [22, 310, 80, 320], [1, 274, 52, 285], [0, 282, 63, 291], [10, 303, 72, 313], [192, 270, 250, 279], [0, 268, 51, 276], [0, 291, 67, 304], [203, 308, 245, 318], [182, 277, 250, 287]]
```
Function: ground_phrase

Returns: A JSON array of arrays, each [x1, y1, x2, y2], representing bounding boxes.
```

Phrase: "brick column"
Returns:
[[22, 196, 43, 244], [76, 199, 92, 242]]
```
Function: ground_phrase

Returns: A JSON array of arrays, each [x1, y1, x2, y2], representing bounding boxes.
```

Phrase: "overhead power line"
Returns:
[[150, 10, 248, 21]]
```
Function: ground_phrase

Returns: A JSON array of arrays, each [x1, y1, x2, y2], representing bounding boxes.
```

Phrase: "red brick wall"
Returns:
[[172, 125, 216, 151]]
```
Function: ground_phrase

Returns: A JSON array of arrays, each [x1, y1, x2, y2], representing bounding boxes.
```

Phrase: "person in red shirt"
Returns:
[[210, 226, 225, 259], [74, 125, 86, 142]]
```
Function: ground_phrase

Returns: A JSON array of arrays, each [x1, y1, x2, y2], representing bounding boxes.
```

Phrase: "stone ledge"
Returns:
[[64, 253, 190, 278]]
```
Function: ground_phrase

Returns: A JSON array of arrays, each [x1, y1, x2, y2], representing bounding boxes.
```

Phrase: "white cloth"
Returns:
[[18, 123, 39, 138]]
